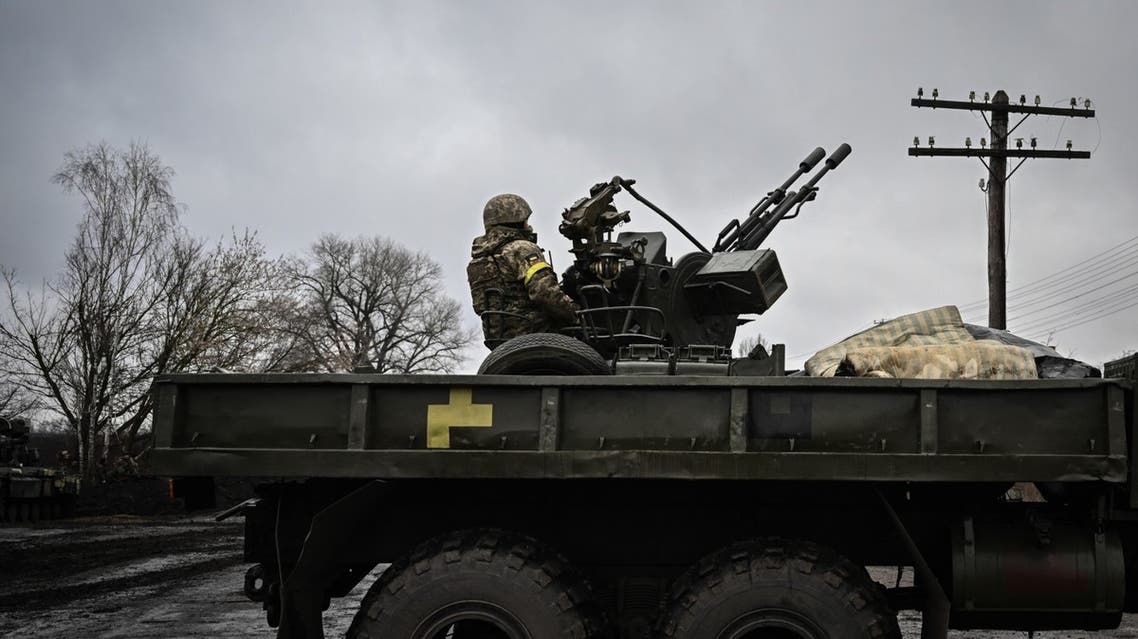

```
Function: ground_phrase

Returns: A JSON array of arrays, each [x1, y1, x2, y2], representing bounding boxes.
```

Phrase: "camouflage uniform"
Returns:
[[467, 194, 579, 347]]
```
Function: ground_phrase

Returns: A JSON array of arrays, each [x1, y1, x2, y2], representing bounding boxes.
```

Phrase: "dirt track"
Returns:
[[1, 515, 1136, 638]]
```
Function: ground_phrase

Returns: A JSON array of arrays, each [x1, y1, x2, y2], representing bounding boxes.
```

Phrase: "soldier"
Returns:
[[467, 194, 579, 348]]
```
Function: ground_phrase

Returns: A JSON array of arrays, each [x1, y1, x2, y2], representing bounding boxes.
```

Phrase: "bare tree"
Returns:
[[0, 142, 279, 477], [0, 371, 38, 418], [735, 333, 770, 358], [281, 234, 473, 374]]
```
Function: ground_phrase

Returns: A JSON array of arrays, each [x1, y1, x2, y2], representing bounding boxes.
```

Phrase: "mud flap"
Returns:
[[276, 480, 387, 639]]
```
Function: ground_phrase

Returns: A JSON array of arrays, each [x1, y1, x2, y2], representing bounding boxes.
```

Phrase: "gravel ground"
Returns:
[[1, 515, 1136, 638]]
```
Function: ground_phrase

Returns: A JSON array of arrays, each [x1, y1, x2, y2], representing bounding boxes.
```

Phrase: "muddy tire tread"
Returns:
[[347, 528, 608, 639], [659, 537, 900, 639]]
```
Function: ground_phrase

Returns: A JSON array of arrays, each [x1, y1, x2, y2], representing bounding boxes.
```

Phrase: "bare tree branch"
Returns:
[[279, 234, 474, 374], [0, 142, 282, 478]]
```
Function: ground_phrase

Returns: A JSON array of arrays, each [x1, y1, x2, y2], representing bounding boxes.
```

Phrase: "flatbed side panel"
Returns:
[[150, 376, 1131, 483], [937, 387, 1109, 455], [175, 384, 352, 450], [148, 448, 1126, 482], [370, 386, 542, 451]]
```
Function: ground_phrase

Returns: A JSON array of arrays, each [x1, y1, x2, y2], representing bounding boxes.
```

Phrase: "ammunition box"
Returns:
[[683, 249, 787, 315]]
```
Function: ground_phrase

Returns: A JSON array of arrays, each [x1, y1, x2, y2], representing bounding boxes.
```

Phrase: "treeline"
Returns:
[[0, 142, 474, 478]]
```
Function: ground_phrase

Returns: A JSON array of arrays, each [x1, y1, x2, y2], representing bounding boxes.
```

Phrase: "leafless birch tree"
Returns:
[[0, 143, 280, 477]]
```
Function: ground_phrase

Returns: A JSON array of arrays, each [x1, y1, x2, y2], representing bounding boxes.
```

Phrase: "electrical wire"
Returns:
[[1010, 278, 1138, 325], [960, 254, 1138, 323], [1003, 255, 1138, 310], [1005, 269, 1138, 320], [1023, 298, 1138, 342], [958, 235, 1138, 312], [1011, 285, 1138, 334], [1050, 98, 1073, 150]]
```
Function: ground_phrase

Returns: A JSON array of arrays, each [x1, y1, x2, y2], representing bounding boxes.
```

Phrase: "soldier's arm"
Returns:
[[507, 242, 579, 323]]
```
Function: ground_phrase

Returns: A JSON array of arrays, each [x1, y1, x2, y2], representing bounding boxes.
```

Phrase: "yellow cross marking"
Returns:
[[426, 387, 493, 448]]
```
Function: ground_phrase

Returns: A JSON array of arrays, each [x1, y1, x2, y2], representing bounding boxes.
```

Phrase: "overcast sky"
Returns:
[[1, 0, 1135, 371]]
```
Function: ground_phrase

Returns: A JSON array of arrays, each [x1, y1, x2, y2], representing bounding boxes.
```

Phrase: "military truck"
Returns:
[[0, 416, 79, 522], [151, 148, 1138, 639]]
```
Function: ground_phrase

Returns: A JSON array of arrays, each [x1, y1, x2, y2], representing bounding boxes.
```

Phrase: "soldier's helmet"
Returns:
[[483, 194, 532, 229]]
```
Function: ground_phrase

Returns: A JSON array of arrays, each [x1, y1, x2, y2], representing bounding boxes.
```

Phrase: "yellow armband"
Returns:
[[523, 261, 551, 284]]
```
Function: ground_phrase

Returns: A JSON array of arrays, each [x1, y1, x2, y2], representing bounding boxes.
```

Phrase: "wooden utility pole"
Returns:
[[908, 89, 1094, 329], [987, 91, 1008, 328]]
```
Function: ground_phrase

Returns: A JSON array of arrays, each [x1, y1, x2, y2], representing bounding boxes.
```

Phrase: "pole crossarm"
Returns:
[[908, 148, 1092, 159], [908, 88, 1094, 332], [911, 98, 1095, 118]]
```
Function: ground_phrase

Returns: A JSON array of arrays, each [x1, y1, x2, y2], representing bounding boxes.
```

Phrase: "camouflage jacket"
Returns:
[[467, 226, 578, 347]]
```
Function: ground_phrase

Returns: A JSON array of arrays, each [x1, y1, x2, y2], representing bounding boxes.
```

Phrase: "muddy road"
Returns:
[[0, 515, 382, 638], [1, 515, 1136, 638]]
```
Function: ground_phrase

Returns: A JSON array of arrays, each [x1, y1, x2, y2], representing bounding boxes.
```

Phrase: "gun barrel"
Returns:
[[825, 143, 851, 169], [714, 147, 826, 252], [739, 189, 799, 250], [737, 143, 852, 250]]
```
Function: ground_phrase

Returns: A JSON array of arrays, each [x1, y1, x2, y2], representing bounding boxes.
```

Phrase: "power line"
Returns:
[[1002, 258, 1138, 313], [1023, 299, 1138, 342], [1003, 269, 1138, 321], [1011, 284, 1138, 334], [961, 259, 1138, 324], [958, 235, 1138, 311]]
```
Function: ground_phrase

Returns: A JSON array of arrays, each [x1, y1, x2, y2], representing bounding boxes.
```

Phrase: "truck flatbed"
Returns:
[[150, 372, 1138, 639], [153, 373, 1130, 485]]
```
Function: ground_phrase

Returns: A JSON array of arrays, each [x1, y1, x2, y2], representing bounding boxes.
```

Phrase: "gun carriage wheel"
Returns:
[[478, 333, 611, 376]]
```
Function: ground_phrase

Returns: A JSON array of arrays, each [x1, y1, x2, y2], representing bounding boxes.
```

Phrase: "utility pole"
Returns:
[[988, 91, 1008, 328], [908, 88, 1094, 329]]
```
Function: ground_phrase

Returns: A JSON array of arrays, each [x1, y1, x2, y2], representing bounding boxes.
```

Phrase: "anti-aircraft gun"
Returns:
[[0, 415, 79, 522], [556, 144, 852, 365], [0, 416, 37, 467]]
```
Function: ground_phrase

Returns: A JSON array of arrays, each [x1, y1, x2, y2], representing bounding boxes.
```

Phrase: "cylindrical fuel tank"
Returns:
[[950, 516, 1125, 630]]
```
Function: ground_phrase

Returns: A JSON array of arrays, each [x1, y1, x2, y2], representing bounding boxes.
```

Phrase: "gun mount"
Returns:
[[0, 416, 37, 467], [558, 144, 852, 358], [1, 415, 79, 522]]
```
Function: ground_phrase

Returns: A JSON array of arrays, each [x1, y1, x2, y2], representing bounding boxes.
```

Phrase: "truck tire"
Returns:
[[347, 528, 608, 639], [478, 333, 611, 375], [659, 538, 899, 639]]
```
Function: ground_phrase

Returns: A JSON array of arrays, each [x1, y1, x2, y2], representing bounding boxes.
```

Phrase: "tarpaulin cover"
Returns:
[[964, 324, 1101, 379], [806, 306, 975, 377], [836, 341, 1038, 379], [805, 305, 1038, 379]]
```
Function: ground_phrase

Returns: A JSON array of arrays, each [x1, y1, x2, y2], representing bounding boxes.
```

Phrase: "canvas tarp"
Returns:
[[836, 342, 1038, 379], [805, 305, 1038, 380]]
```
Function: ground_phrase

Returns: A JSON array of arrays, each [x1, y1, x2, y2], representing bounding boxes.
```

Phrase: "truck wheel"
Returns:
[[478, 333, 610, 375], [347, 529, 607, 639], [659, 538, 899, 639]]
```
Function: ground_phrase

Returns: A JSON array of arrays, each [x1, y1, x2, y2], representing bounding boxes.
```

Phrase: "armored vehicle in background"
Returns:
[[150, 148, 1138, 639], [0, 416, 79, 522]]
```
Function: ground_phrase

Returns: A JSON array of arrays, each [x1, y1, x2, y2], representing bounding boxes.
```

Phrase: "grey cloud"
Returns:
[[2, 0, 1135, 369]]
